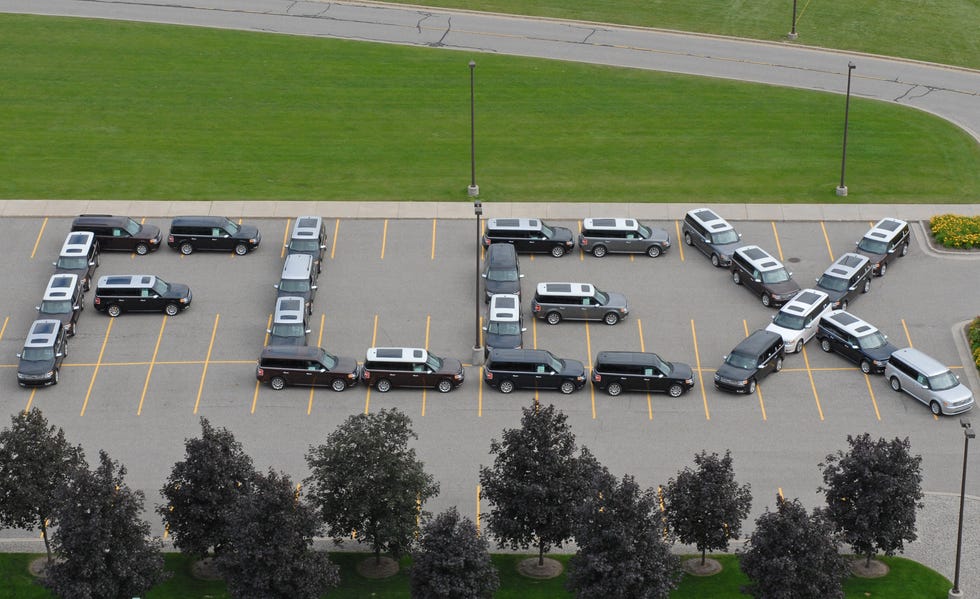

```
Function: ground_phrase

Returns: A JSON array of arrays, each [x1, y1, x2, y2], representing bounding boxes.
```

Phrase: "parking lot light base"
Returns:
[[835, 185, 848, 196], [949, 589, 963, 598], [468, 184, 480, 197], [472, 346, 484, 366], [788, 32, 798, 40]]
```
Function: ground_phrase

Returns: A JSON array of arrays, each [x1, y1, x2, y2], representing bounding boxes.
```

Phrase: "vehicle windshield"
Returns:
[[858, 237, 888, 254], [928, 371, 959, 391], [318, 349, 338, 370], [40, 300, 73, 315], [486, 268, 518, 282], [271, 323, 305, 338], [56, 256, 88, 270], [772, 311, 805, 330], [279, 280, 310, 293], [288, 239, 320, 252], [540, 224, 554, 238], [816, 274, 848, 292], [222, 219, 241, 234], [760, 268, 791, 284], [857, 331, 888, 350], [549, 356, 564, 372], [725, 352, 756, 370], [425, 355, 443, 371], [21, 347, 54, 361], [637, 224, 652, 238], [593, 290, 609, 305], [487, 321, 521, 335], [124, 218, 141, 235], [650, 354, 669, 374], [712, 230, 739, 245], [152, 279, 170, 295]]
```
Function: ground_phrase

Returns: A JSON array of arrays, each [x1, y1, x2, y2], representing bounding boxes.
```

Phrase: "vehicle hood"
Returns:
[[267, 336, 306, 347], [765, 322, 803, 343], [552, 227, 574, 243], [486, 278, 521, 296], [237, 225, 261, 241], [560, 359, 586, 379], [165, 283, 192, 300], [932, 384, 975, 406], [715, 362, 753, 381], [604, 292, 629, 310], [139, 223, 162, 241], [485, 331, 522, 350], [332, 356, 360, 376], [768, 280, 802, 300], [864, 342, 898, 363], [668, 362, 694, 380], [648, 227, 671, 244], [438, 357, 464, 376], [18, 358, 55, 376]]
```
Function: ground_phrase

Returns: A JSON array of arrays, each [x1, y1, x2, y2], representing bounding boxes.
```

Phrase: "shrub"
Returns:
[[930, 214, 980, 249], [970, 317, 980, 372]]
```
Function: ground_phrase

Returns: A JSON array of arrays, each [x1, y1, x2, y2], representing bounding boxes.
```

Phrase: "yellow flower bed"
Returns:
[[930, 214, 980, 249]]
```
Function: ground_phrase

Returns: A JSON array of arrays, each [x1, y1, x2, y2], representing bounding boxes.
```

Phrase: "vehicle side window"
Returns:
[[644, 368, 655, 376], [112, 228, 123, 237], [141, 289, 149, 298], [916, 374, 928, 386]]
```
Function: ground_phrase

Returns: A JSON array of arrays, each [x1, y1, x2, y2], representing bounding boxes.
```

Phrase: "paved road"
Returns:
[[2, 0, 978, 143]]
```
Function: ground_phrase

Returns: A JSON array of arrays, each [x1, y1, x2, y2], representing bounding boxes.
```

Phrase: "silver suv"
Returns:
[[884, 347, 974, 416], [531, 282, 629, 325], [578, 218, 670, 258], [764, 289, 831, 353]]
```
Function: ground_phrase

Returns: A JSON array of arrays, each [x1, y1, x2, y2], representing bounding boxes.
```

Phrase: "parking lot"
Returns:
[[1, 214, 978, 539]]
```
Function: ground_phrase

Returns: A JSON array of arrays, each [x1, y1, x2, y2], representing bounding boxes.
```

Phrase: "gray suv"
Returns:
[[814, 253, 872, 310], [730, 245, 801, 307], [578, 218, 670, 258], [531, 282, 629, 325], [682, 208, 742, 267]]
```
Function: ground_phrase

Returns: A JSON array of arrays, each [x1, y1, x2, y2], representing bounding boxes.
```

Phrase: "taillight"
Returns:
[[363, 370, 371, 379], [533, 304, 540, 312], [257, 368, 264, 376], [167, 234, 174, 243], [593, 373, 601, 381], [485, 371, 493, 380], [581, 238, 588, 245], [94, 297, 101, 305]]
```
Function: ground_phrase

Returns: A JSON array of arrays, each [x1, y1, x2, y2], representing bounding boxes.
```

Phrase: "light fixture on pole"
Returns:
[[950, 418, 975, 599], [468, 60, 479, 197], [836, 62, 856, 197], [473, 199, 484, 365]]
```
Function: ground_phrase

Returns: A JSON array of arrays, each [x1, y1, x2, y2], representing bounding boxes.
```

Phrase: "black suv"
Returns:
[[482, 218, 575, 257], [681, 208, 743, 267], [36, 274, 84, 337], [854, 218, 911, 276], [482, 243, 522, 301], [94, 275, 192, 317], [167, 216, 261, 255], [17, 320, 68, 387], [266, 297, 310, 346], [256, 345, 359, 391], [730, 245, 801, 307], [816, 310, 897, 374], [714, 330, 785, 394], [71, 214, 163, 255], [53, 231, 99, 291], [591, 351, 694, 397], [483, 348, 586, 394], [361, 347, 464, 393], [814, 252, 872, 310]]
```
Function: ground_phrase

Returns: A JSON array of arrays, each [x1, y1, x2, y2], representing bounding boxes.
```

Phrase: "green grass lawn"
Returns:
[[414, 0, 980, 69], [0, 15, 977, 204], [0, 553, 950, 598]]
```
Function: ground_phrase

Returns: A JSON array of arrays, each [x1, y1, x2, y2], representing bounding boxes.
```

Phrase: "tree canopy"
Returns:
[[410, 507, 499, 599]]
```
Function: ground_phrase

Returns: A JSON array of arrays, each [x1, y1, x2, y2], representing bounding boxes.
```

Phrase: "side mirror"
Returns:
[[849, 285, 857, 291], [481, 273, 487, 279], [35, 305, 40, 311], [522, 327, 528, 332], [320, 244, 327, 250], [519, 273, 525, 278], [89, 261, 96, 266], [770, 315, 776, 321], [738, 233, 743, 239], [815, 278, 820, 283], [753, 277, 762, 283], [789, 271, 794, 277], [850, 344, 859, 350], [305, 329, 312, 334], [56, 352, 64, 358], [887, 248, 895, 254], [74, 305, 81, 311], [311, 285, 318, 290], [273, 284, 280, 289], [482, 326, 488, 331], [52, 262, 57, 267], [266, 329, 272, 334], [283, 244, 288, 249], [16, 353, 22, 358]]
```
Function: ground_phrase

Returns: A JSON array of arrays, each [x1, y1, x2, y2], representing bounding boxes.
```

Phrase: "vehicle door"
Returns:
[[523, 230, 543, 253], [104, 227, 129, 251], [411, 362, 434, 389], [619, 231, 636, 253], [644, 363, 670, 393], [533, 362, 557, 391], [689, 222, 710, 255]]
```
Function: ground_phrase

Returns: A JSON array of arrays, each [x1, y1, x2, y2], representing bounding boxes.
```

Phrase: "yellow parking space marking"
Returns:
[[578, 221, 585, 261], [674, 220, 685, 262], [422, 315, 431, 417], [901, 318, 913, 347], [638, 319, 652, 420], [690, 320, 710, 421], [380, 219, 388, 260], [864, 372, 882, 421], [0, 316, 8, 341], [478, 367, 484, 417], [308, 313, 326, 416], [585, 323, 595, 420], [820, 221, 835, 262], [80, 318, 114, 417], [31, 217, 48, 259], [742, 320, 767, 421], [430, 219, 437, 260], [137, 316, 168, 416], [365, 314, 379, 414], [801, 343, 825, 421], [778, 487, 784, 500], [532, 317, 538, 349], [192, 314, 220, 415], [330, 219, 340, 260], [251, 313, 274, 415], [771, 221, 785, 262], [23, 389, 37, 414], [281, 218, 292, 259]]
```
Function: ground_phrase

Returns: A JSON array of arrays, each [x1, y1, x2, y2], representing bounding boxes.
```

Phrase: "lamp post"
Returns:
[[473, 199, 483, 364], [788, 0, 798, 39], [950, 418, 975, 599], [468, 60, 479, 197], [836, 62, 856, 197]]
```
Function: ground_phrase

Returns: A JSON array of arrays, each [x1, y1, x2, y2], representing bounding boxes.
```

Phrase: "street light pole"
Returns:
[[468, 60, 479, 197], [836, 62, 856, 197], [950, 418, 975, 599], [789, 0, 798, 39]]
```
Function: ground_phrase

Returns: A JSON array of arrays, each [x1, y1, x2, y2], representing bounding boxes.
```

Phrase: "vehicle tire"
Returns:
[[437, 379, 453, 393], [376, 378, 392, 393], [732, 271, 741, 285], [164, 303, 179, 316], [180, 242, 194, 255], [748, 379, 757, 394], [270, 377, 286, 391], [860, 360, 872, 374], [775, 357, 783, 372], [68, 324, 76, 338], [603, 312, 620, 326], [331, 378, 347, 392], [107, 304, 122, 317], [761, 293, 772, 307], [930, 401, 942, 416], [711, 254, 721, 267], [53, 370, 59, 385], [889, 377, 902, 392], [840, 299, 848, 311], [668, 383, 684, 398], [862, 279, 871, 293], [135, 243, 149, 256], [499, 380, 515, 394], [83, 278, 90, 292], [560, 381, 576, 394], [546, 312, 562, 325], [820, 339, 832, 352], [879, 262, 887, 276], [647, 245, 662, 258], [900, 242, 909, 257], [794, 340, 803, 354], [607, 382, 622, 397], [592, 245, 607, 258], [551, 245, 566, 258], [684, 232, 693, 245], [234, 243, 248, 256]]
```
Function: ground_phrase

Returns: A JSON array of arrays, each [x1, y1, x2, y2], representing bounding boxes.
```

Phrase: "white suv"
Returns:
[[765, 289, 831, 353]]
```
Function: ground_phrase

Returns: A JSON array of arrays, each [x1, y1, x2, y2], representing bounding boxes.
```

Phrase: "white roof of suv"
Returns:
[[686, 208, 735, 232], [97, 275, 158, 288], [59, 231, 95, 256], [863, 218, 908, 243], [778, 289, 829, 317], [582, 218, 640, 232], [489, 294, 521, 322], [290, 216, 322, 240], [43, 274, 79, 301], [366, 347, 428, 363], [486, 218, 542, 231], [734, 245, 784, 272], [821, 309, 880, 337], [25, 320, 62, 348], [535, 282, 594, 297], [823, 253, 870, 279], [273, 296, 306, 323]]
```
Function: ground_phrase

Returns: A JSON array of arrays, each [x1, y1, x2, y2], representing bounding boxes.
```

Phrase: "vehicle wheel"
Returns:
[[684, 232, 693, 246], [135, 243, 149, 256], [900, 242, 909, 257], [437, 379, 453, 393], [83, 279, 90, 292], [270, 377, 286, 391], [840, 299, 848, 311], [560, 381, 576, 394], [711, 254, 720, 267], [603, 312, 620, 326], [592, 245, 607, 258], [607, 382, 622, 397], [647, 245, 662, 258], [820, 339, 832, 352], [748, 379, 757, 394], [551, 245, 566, 258], [546, 312, 562, 325], [732, 271, 741, 285], [889, 377, 902, 392], [331, 378, 347, 392], [668, 383, 684, 398], [53, 370, 59, 385], [234, 243, 248, 256], [879, 262, 887, 276], [376, 378, 392, 393], [107, 304, 122, 317], [862, 279, 871, 293], [499, 380, 515, 394], [68, 325, 76, 338], [794, 340, 803, 354], [761, 293, 772, 307], [860, 360, 872, 374], [775, 357, 783, 372], [180, 242, 194, 255], [164, 303, 179, 316], [930, 401, 942, 416]]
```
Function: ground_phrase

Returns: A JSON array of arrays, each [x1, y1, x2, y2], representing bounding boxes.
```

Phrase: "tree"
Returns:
[[479, 401, 601, 566], [567, 470, 681, 599], [305, 408, 439, 563], [158, 417, 256, 558], [43, 450, 168, 599], [410, 507, 499, 599], [0, 409, 85, 563], [739, 495, 849, 599], [215, 468, 339, 599], [819, 433, 924, 566], [662, 449, 752, 566]]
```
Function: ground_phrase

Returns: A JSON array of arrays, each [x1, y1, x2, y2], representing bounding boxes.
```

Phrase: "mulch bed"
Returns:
[[682, 557, 723, 576], [517, 557, 563, 579]]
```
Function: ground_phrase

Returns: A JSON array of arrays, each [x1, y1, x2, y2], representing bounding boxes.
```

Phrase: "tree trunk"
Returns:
[[375, 544, 382, 566], [865, 552, 872, 568], [41, 520, 52, 563], [538, 539, 545, 566], [701, 547, 706, 566]]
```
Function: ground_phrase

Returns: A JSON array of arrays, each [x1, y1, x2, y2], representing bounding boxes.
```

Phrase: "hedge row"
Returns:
[[929, 214, 980, 249], [970, 316, 980, 372]]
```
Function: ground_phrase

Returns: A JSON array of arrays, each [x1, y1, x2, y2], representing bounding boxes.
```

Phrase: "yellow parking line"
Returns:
[[422, 315, 431, 417], [801, 343, 825, 421], [137, 316, 168, 416], [637, 319, 652, 420], [741, 320, 767, 421], [330, 219, 340, 259], [430, 219, 437, 260], [864, 372, 882, 421], [23, 389, 37, 414], [380, 219, 388, 260], [478, 367, 484, 417], [80, 318, 114, 417], [578, 221, 585, 261], [901, 318, 913, 347], [365, 315, 378, 414], [192, 314, 220, 415], [0, 316, 8, 341], [532, 317, 538, 349], [771, 221, 785, 262], [30, 217, 48, 259], [778, 487, 784, 500], [307, 313, 327, 416], [475, 485, 482, 534], [674, 220, 685, 262], [820, 221, 835, 262], [281, 218, 292, 259], [585, 323, 595, 419], [252, 313, 274, 415], [690, 320, 710, 420]]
